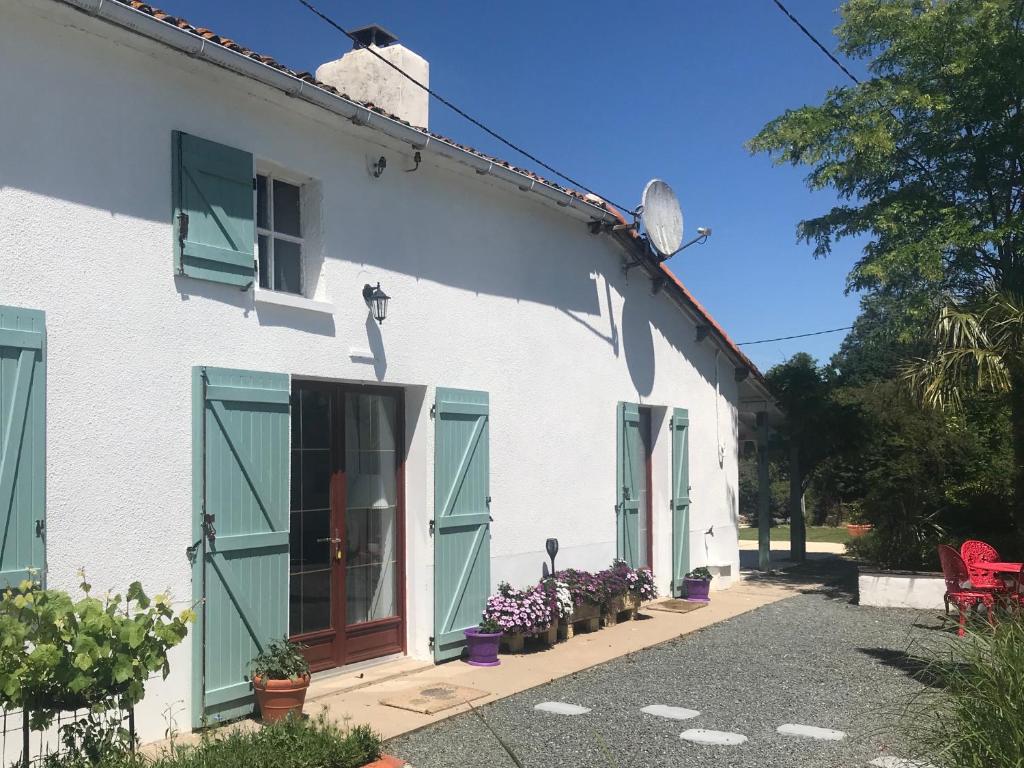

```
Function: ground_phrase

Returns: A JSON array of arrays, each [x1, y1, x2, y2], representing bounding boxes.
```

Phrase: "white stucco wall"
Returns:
[[0, 0, 743, 745]]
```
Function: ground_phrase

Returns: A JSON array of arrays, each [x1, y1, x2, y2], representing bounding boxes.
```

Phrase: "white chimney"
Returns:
[[315, 25, 429, 129]]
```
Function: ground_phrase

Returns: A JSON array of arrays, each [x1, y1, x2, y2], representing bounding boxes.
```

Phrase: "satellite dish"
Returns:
[[640, 179, 684, 258]]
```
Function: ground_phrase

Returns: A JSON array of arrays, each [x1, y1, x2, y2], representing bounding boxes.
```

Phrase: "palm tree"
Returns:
[[904, 290, 1024, 526]]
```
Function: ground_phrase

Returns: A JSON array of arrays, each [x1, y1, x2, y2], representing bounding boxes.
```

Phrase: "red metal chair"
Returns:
[[961, 539, 1004, 590], [937, 544, 995, 637]]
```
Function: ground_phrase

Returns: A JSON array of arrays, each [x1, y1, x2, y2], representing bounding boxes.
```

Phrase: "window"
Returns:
[[256, 173, 304, 295]]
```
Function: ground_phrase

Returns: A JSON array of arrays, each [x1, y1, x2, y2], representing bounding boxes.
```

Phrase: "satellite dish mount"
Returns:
[[616, 179, 712, 276]]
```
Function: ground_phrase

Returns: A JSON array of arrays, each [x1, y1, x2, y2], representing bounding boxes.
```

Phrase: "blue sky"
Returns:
[[155, 0, 867, 373]]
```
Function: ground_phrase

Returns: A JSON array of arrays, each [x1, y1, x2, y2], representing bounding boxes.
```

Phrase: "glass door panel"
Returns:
[[289, 386, 335, 637], [344, 393, 399, 625]]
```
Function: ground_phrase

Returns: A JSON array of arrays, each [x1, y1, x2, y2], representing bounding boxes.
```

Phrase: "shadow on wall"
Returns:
[[365, 313, 387, 381], [621, 286, 656, 397]]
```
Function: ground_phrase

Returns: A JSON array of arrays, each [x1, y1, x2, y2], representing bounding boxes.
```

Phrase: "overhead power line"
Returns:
[[770, 0, 860, 84], [295, 0, 636, 215], [737, 326, 853, 346]]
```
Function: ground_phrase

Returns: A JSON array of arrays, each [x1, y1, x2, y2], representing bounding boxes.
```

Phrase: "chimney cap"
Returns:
[[349, 24, 399, 49]]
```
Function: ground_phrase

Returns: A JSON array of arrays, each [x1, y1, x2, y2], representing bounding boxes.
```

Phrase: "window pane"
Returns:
[[274, 238, 302, 294], [256, 175, 269, 230], [257, 234, 270, 289], [273, 179, 301, 237]]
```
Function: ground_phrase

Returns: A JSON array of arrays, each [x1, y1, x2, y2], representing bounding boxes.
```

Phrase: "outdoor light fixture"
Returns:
[[545, 538, 559, 574], [362, 282, 390, 325]]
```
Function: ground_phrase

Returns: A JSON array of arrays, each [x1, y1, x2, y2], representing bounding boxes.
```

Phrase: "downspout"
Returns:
[[60, 0, 619, 227]]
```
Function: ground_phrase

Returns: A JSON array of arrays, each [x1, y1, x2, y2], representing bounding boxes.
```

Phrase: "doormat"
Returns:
[[645, 599, 708, 614], [380, 683, 489, 714]]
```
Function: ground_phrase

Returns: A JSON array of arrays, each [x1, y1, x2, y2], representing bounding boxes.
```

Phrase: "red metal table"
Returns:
[[972, 561, 1024, 592]]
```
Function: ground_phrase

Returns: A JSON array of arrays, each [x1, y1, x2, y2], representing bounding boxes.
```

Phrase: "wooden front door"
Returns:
[[289, 382, 405, 671]]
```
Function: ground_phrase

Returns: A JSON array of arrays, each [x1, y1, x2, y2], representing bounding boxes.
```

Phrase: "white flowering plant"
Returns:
[[541, 578, 574, 620], [625, 566, 658, 601], [483, 582, 554, 635]]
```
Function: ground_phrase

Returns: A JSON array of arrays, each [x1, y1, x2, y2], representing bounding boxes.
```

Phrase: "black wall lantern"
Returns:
[[363, 282, 390, 325]]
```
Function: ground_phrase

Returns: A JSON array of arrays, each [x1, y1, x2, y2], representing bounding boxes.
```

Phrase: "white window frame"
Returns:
[[256, 170, 305, 296]]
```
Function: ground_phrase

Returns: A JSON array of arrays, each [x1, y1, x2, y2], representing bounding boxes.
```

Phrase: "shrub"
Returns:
[[903, 611, 1024, 767], [0, 574, 192, 730], [41, 713, 382, 768], [685, 567, 712, 581], [845, 510, 946, 571], [250, 639, 310, 682]]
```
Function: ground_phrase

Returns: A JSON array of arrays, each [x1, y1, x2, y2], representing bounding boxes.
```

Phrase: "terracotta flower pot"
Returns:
[[253, 673, 310, 723], [846, 523, 872, 538]]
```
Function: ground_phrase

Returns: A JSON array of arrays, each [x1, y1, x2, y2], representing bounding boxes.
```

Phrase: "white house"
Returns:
[[0, 0, 779, 743]]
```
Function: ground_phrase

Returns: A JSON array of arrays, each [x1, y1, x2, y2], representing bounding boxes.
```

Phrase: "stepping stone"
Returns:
[[533, 701, 591, 715], [680, 728, 748, 746], [869, 758, 937, 768], [777, 724, 847, 741], [641, 704, 700, 721]]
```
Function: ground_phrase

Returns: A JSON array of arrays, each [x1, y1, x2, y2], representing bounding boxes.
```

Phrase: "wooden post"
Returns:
[[789, 444, 806, 562], [757, 412, 771, 571]]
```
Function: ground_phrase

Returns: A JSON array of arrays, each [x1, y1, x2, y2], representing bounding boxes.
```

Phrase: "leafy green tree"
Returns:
[[765, 353, 862, 559], [750, 0, 1024, 521]]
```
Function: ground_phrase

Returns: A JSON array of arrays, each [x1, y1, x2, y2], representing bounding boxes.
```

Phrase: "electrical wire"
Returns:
[[737, 326, 853, 346], [770, 0, 860, 84], [295, 0, 637, 215]]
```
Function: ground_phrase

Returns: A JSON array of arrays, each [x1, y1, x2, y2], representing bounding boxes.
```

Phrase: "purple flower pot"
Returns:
[[684, 577, 711, 602], [464, 627, 502, 666]]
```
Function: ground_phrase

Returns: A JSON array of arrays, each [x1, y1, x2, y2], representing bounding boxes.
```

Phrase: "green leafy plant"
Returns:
[[899, 610, 1024, 767], [477, 616, 501, 634], [39, 712, 382, 768], [250, 639, 310, 682], [685, 567, 712, 581], [0, 572, 192, 730]]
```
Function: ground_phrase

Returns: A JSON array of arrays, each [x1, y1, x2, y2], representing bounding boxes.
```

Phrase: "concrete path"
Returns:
[[305, 575, 805, 741], [388, 558, 943, 768]]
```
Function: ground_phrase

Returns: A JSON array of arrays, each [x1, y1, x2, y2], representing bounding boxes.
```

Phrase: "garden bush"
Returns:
[[902, 611, 1024, 767], [41, 714, 382, 768], [0, 574, 192, 731]]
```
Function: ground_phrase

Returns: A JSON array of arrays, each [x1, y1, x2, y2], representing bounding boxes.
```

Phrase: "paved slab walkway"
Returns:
[[388, 560, 942, 768], [302, 573, 806, 741]]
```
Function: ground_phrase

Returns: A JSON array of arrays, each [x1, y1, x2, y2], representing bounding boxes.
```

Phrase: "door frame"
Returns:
[[289, 380, 407, 672]]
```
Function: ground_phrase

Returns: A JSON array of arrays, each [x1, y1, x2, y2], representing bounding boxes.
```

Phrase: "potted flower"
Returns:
[[601, 560, 656, 624], [250, 639, 310, 723], [683, 567, 713, 602], [553, 568, 604, 638], [484, 582, 556, 652], [464, 616, 503, 667], [626, 565, 658, 602]]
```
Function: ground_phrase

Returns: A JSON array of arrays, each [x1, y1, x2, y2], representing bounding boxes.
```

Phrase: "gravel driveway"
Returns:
[[388, 562, 943, 768]]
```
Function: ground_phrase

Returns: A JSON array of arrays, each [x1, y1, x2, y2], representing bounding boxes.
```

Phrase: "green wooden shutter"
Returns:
[[616, 402, 642, 568], [173, 131, 256, 288], [433, 388, 490, 662], [670, 408, 690, 596], [192, 367, 289, 727], [0, 306, 45, 588]]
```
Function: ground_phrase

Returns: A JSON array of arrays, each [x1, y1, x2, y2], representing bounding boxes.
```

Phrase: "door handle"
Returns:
[[316, 537, 343, 544]]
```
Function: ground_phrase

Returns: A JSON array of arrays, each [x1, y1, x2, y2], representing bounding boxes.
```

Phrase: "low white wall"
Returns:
[[858, 571, 946, 610]]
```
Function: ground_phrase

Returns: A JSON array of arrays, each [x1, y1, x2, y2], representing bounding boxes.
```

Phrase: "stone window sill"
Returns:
[[254, 288, 334, 315]]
